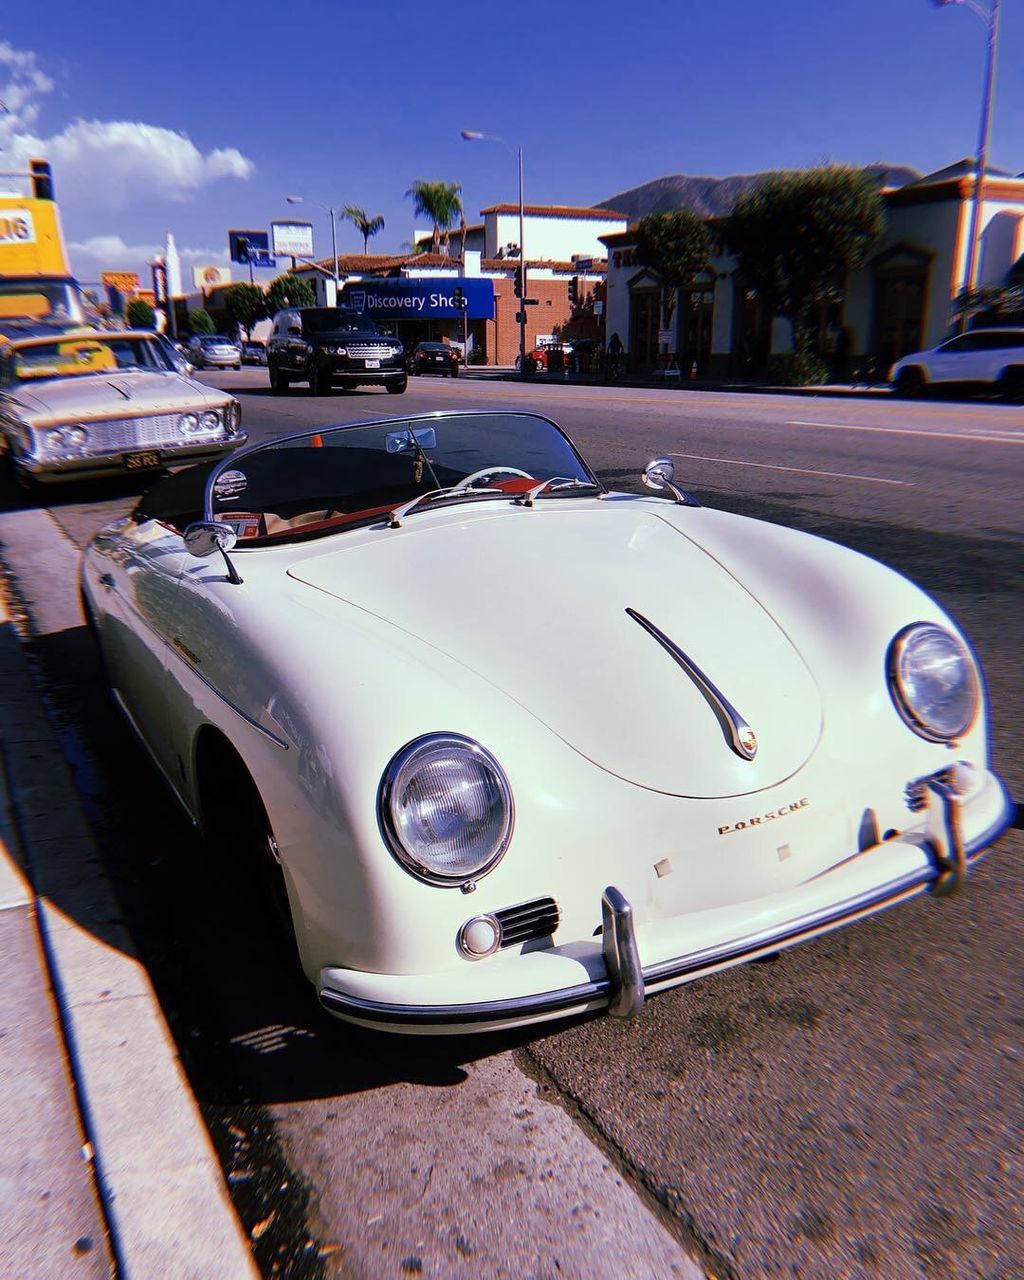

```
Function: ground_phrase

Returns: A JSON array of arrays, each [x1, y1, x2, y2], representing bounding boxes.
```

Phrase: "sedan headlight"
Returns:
[[887, 623, 979, 742], [178, 412, 199, 435], [326, 345, 348, 356], [379, 734, 514, 885], [198, 410, 221, 432]]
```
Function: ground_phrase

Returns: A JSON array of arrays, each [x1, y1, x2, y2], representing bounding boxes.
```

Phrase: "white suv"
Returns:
[[891, 328, 1024, 399]]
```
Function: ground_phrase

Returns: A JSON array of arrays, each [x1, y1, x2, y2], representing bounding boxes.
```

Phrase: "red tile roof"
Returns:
[[480, 204, 628, 220]]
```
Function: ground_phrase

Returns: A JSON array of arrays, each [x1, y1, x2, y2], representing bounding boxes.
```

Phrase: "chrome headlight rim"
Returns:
[[887, 622, 980, 743], [378, 732, 514, 888]]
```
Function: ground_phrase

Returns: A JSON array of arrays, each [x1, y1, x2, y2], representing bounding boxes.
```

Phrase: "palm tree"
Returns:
[[405, 180, 463, 255], [343, 205, 385, 255]]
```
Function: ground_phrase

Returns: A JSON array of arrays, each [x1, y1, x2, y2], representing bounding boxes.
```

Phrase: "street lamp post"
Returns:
[[933, 0, 1002, 301], [461, 130, 527, 373], [286, 195, 340, 300]]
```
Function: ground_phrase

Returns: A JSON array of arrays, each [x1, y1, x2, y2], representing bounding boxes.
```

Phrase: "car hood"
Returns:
[[8, 371, 222, 425], [286, 505, 823, 798]]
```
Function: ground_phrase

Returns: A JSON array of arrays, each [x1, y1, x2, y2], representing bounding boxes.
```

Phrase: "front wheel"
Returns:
[[894, 367, 925, 398], [307, 362, 328, 396], [268, 362, 290, 393], [386, 376, 408, 395], [997, 366, 1024, 403]]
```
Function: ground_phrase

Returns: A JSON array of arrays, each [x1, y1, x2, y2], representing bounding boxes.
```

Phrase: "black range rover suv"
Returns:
[[266, 307, 407, 395]]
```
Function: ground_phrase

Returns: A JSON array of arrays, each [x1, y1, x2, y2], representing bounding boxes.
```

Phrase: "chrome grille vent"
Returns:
[[495, 897, 560, 948], [84, 412, 186, 452], [347, 344, 394, 359]]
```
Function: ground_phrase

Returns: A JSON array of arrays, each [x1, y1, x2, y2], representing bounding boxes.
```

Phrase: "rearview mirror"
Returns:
[[386, 426, 437, 454]]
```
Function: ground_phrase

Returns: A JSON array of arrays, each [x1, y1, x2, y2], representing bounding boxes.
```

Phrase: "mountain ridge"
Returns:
[[597, 165, 922, 222]]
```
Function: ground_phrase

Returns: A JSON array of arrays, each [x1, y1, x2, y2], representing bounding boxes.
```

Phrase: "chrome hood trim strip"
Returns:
[[626, 607, 758, 760]]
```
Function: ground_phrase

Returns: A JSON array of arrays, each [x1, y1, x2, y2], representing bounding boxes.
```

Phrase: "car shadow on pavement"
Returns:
[[23, 615, 570, 1113]]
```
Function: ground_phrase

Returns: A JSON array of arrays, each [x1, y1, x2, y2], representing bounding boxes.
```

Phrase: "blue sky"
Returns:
[[5, 0, 1022, 283]]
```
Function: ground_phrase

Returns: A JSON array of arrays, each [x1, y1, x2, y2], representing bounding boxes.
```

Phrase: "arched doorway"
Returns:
[[871, 243, 932, 370]]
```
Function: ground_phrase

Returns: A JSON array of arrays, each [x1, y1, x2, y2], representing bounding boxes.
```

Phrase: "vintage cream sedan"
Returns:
[[80, 410, 1011, 1033], [0, 329, 245, 483]]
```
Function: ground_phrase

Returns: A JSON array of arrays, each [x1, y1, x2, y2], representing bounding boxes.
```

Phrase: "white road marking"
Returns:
[[669, 452, 912, 486], [787, 419, 1024, 446]]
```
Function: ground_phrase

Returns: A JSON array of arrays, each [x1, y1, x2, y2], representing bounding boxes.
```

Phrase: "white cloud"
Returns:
[[0, 42, 254, 208], [69, 234, 231, 281]]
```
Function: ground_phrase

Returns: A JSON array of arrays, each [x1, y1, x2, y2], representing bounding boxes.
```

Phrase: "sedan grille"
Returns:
[[79, 412, 216, 452], [495, 897, 560, 949], [346, 344, 395, 359]]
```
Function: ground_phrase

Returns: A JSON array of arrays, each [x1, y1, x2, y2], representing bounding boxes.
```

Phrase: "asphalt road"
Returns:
[[2, 370, 1021, 1279]]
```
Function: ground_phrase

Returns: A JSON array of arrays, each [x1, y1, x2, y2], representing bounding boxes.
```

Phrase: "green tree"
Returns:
[[125, 298, 156, 329], [222, 283, 267, 337], [187, 307, 216, 335], [405, 179, 463, 255], [266, 272, 316, 315], [725, 166, 884, 358], [344, 205, 385, 254], [635, 209, 711, 340]]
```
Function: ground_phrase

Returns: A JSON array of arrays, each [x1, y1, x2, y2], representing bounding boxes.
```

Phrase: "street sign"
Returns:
[[575, 257, 594, 272], [594, 300, 604, 316], [523, 298, 539, 306]]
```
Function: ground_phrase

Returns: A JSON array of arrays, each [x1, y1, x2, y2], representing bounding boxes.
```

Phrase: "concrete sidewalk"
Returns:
[[462, 366, 894, 398], [0, 598, 258, 1280]]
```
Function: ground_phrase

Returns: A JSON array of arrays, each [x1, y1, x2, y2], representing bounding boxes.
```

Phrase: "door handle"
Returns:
[[98, 572, 115, 590]]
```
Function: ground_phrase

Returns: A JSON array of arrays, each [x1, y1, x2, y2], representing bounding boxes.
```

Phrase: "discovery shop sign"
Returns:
[[343, 277, 495, 319]]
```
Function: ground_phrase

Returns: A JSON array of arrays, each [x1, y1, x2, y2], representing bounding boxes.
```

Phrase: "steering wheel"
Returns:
[[452, 466, 533, 492]]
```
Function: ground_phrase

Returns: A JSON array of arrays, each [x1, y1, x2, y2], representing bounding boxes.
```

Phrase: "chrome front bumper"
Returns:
[[319, 772, 1012, 1035], [20, 433, 248, 482]]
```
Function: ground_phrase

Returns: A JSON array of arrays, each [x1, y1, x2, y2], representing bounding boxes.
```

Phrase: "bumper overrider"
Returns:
[[319, 769, 1013, 1034]]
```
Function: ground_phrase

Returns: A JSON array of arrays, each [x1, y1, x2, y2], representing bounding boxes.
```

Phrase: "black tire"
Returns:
[[997, 366, 1024, 403], [204, 754, 299, 963], [268, 361, 290, 393], [386, 376, 408, 395], [307, 361, 328, 396], [894, 367, 925, 398]]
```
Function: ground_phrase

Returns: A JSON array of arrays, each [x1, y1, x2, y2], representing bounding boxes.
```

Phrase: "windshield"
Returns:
[[10, 334, 173, 381], [302, 308, 379, 335], [0, 277, 85, 326], [200, 335, 234, 345], [206, 411, 600, 545]]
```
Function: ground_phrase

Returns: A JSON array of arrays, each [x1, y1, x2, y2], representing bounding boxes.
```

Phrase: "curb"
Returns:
[[0, 589, 259, 1280], [468, 371, 894, 398]]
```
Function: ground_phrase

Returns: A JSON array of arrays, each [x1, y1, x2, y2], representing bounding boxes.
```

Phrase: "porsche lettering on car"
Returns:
[[80, 410, 1011, 1033]]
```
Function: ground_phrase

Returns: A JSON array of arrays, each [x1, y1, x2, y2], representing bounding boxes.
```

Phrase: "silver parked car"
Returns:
[[0, 329, 246, 484], [891, 327, 1024, 399], [187, 333, 242, 370]]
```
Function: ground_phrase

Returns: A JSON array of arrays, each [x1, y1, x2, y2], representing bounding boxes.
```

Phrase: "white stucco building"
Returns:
[[602, 160, 1024, 378]]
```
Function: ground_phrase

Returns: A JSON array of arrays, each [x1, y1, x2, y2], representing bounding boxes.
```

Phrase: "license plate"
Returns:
[[364, 359, 380, 369], [124, 450, 161, 471]]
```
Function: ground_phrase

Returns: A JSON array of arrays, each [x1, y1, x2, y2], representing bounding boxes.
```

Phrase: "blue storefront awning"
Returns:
[[342, 277, 494, 320]]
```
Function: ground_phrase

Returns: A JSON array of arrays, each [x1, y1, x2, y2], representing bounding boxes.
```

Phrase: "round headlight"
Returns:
[[888, 623, 979, 742], [66, 425, 88, 446], [199, 410, 221, 432], [45, 427, 65, 448], [178, 412, 199, 436], [379, 734, 514, 885]]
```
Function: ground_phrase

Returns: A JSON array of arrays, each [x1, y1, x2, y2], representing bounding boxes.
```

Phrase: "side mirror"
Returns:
[[641, 457, 700, 508], [641, 457, 675, 491], [183, 521, 237, 558]]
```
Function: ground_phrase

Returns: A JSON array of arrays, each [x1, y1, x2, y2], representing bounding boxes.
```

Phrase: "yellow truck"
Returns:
[[0, 159, 87, 339]]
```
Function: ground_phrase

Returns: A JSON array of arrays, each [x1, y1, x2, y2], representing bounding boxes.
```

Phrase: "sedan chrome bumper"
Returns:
[[19, 433, 248, 482], [318, 772, 1012, 1035]]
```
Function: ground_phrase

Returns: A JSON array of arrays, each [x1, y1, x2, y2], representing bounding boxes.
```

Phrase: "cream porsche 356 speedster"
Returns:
[[80, 410, 1011, 1033], [1, 329, 245, 483]]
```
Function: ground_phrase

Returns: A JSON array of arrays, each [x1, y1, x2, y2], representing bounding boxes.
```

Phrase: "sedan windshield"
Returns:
[[11, 334, 173, 381], [206, 411, 600, 544], [302, 308, 379, 335]]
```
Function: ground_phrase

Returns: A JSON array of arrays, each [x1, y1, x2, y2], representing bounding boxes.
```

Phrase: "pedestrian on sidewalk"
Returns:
[[607, 332, 623, 381]]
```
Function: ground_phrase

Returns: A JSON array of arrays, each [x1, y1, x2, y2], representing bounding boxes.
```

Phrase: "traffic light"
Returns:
[[453, 286, 465, 309], [568, 275, 579, 306], [513, 264, 524, 298]]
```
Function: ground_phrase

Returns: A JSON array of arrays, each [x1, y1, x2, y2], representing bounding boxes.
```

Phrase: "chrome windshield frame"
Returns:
[[201, 408, 604, 527]]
